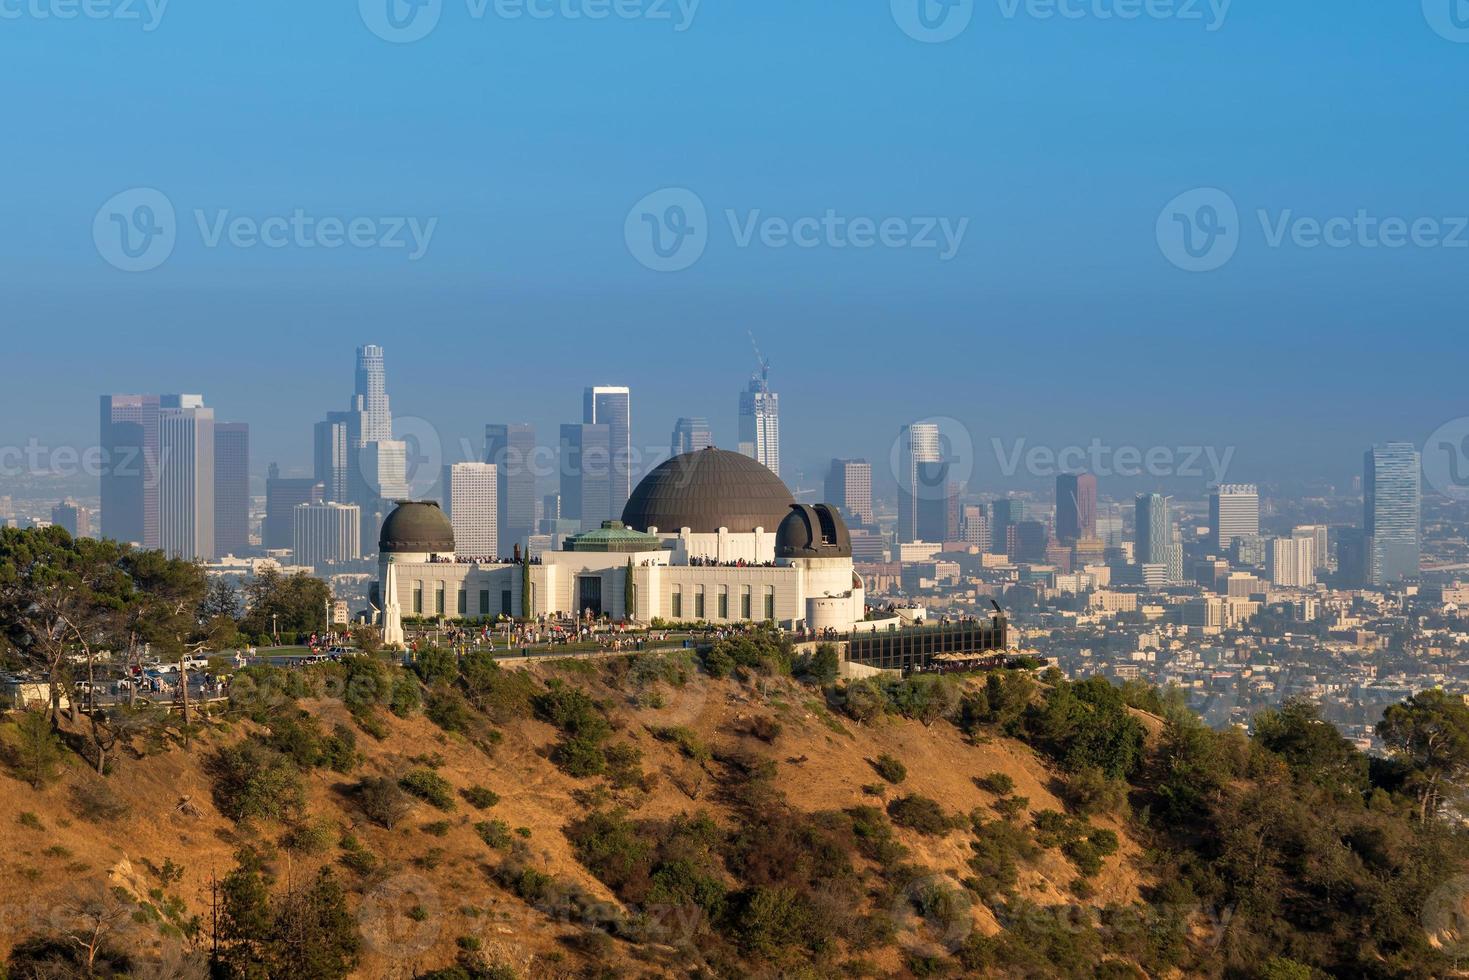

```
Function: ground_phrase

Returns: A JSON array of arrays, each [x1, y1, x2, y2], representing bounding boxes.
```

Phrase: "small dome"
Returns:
[[379, 501, 455, 554], [622, 448, 795, 534], [777, 504, 852, 559]]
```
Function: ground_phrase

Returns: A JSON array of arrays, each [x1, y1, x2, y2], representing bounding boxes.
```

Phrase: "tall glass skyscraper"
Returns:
[[354, 344, 392, 442], [584, 386, 632, 517], [1365, 443, 1421, 584], [1056, 473, 1097, 543], [738, 372, 779, 477], [897, 422, 941, 543], [671, 417, 713, 457], [486, 423, 537, 557]]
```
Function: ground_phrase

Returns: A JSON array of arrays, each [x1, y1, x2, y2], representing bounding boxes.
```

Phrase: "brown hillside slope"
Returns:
[[0, 664, 1153, 978]]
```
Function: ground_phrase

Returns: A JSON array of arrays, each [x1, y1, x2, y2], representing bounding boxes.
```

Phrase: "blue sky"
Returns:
[[2, 0, 1467, 498]]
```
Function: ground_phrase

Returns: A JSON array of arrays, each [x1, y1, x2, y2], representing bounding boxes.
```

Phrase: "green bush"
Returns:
[[209, 743, 306, 824], [975, 771, 1015, 795], [461, 785, 500, 809], [400, 769, 456, 811], [475, 819, 512, 849], [871, 754, 908, 784], [886, 795, 954, 836]]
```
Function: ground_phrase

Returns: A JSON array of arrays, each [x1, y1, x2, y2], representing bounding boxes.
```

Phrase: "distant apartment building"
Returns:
[[1209, 484, 1260, 552], [1269, 535, 1316, 588], [293, 501, 362, 568], [825, 458, 874, 526], [443, 462, 498, 558], [51, 500, 92, 538]]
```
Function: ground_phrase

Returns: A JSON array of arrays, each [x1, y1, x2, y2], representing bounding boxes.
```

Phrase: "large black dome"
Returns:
[[379, 501, 455, 554], [622, 448, 795, 534]]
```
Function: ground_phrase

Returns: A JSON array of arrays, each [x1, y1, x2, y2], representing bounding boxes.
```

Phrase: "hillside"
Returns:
[[1, 635, 1467, 979]]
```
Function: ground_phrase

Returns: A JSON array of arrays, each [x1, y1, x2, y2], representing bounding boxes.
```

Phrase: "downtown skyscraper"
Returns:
[[442, 462, 498, 558], [1135, 492, 1181, 584], [897, 422, 942, 544], [158, 396, 215, 561], [486, 423, 536, 558], [671, 417, 713, 457], [584, 386, 632, 518], [738, 371, 779, 477], [213, 421, 251, 556], [1055, 473, 1097, 544], [1365, 443, 1421, 584], [100, 394, 162, 548]]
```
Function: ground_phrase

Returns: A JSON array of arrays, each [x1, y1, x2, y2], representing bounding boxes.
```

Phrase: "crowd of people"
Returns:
[[686, 556, 777, 568]]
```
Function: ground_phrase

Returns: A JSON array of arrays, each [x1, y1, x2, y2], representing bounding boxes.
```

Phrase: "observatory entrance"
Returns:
[[577, 576, 603, 619]]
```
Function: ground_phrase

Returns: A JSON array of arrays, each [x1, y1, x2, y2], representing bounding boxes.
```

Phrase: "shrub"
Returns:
[[975, 772, 1015, 795], [886, 795, 954, 836], [17, 811, 44, 831], [1062, 766, 1128, 817], [355, 776, 412, 829], [871, 754, 908, 784], [992, 795, 1030, 820], [426, 687, 474, 734], [282, 818, 336, 855], [653, 726, 710, 763], [461, 785, 500, 809], [552, 736, 607, 778], [209, 743, 305, 824], [400, 769, 456, 811], [475, 820, 512, 849], [390, 674, 422, 718]]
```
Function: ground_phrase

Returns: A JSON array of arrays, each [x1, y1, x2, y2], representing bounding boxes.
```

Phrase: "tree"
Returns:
[[119, 548, 209, 737], [240, 569, 332, 639], [1254, 698, 1367, 796], [0, 526, 129, 728], [7, 708, 65, 788], [1377, 689, 1469, 822], [201, 577, 242, 621]]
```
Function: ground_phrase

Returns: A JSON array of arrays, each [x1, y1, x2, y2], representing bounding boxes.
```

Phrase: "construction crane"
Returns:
[[748, 331, 770, 387]]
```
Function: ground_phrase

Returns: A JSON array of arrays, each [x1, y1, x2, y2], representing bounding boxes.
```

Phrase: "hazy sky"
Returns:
[[3, 1, 1467, 498]]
